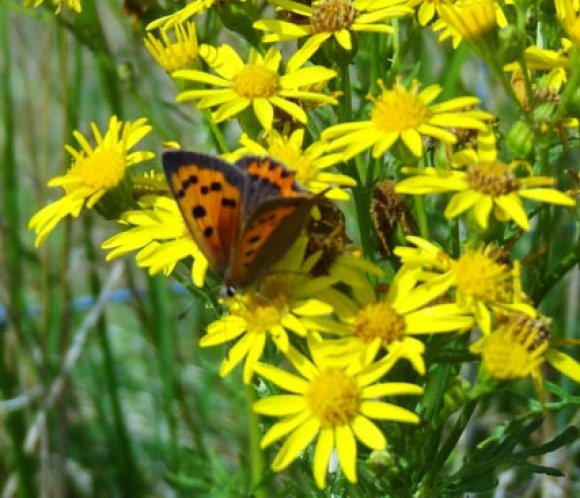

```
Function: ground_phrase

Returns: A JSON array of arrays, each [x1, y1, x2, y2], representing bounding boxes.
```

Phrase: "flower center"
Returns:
[[354, 302, 406, 344], [371, 84, 430, 133], [232, 64, 280, 99], [466, 160, 519, 196], [482, 313, 550, 380], [453, 247, 511, 303], [310, 0, 357, 33], [305, 367, 361, 428], [231, 276, 293, 333], [236, 298, 283, 333], [66, 148, 126, 192]]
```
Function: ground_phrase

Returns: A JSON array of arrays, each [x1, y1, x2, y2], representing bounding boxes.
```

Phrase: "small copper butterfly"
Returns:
[[163, 150, 318, 292]]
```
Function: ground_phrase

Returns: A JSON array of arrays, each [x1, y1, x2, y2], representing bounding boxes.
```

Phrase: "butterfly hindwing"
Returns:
[[163, 150, 245, 275], [228, 195, 316, 288]]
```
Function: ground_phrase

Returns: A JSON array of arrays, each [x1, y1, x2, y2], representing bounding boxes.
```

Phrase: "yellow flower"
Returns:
[[556, 0, 580, 46], [394, 236, 521, 333], [395, 127, 576, 230], [102, 195, 209, 287], [322, 77, 491, 159], [199, 236, 338, 383], [308, 266, 474, 374], [470, 310, 580, 399], [435, 0, 503, 46], [230, 129, 356, 200], [146, 0, 218, 30], [253, 0, 414, 66], [23, 0, 81, 13], [144, 21, 198, 72], [173, 44, 338, 130], [29, 116, 154, 247], [253, 339, 422, 488]]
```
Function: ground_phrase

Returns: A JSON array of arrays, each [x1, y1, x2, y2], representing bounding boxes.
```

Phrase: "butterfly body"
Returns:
[[163, 150, 317, 290]]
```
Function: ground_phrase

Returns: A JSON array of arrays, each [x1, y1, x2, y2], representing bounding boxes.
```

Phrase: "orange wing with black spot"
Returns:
[[163, 150, 245, 276]]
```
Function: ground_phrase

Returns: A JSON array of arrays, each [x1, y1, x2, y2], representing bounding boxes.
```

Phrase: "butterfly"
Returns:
[[163, 150, 318, 293]]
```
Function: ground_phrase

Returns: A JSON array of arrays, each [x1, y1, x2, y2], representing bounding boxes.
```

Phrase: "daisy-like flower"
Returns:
[[470, 310, 580, 399], [173, 44, 338, 130], [102, 195, 208, 287], [29, 116, 154, 247], [253, 338, 423, 488], [556, 0, 580, 46], [253, 0, 414, 67], [200, 236, 338, 383], [434, 0, 504, 47], [308, 266, 474, 374], [321, 77, 492, 159], [394, 236, 521, 333], [231, 129, 356, 200], [395, 127, 576, 231], [144, 21, 198, 72], [23, 0, 81, 12]]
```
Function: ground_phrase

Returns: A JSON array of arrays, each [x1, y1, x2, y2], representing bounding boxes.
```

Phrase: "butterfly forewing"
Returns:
[[163, 151, 245, 275]]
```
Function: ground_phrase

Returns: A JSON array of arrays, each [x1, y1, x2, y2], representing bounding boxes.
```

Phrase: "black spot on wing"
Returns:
[[203, 226, 213, 238], [192, 205, 207, 218], [221, 198, 237, 208]]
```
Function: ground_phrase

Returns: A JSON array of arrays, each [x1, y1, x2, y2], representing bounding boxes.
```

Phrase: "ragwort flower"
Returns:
[[434, 0, 505, 47], [231, 129, 356, 200], [470, 310, 580, 399], [253, 339, 422, 488], [199, 237, 338, 383], [102, 195, 209, 287], [29, 116, 154, 247], [173, 44, 337, 130], [322, 77, 491, 159], [395, 127, 576, 230], [144, 21, 198, 72], [253, 0, 414, 66], [308, 266, 474, 374], [394, 236, 521, 333]]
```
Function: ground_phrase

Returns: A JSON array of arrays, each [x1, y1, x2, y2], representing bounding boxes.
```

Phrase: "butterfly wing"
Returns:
[[163, 150, 245, 276], [234, 156, 305, 224], [227, 157, 316, 288]]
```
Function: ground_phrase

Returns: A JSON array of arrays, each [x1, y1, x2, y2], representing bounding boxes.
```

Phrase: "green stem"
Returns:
[[246, 384, 266, 498], [201, 109, 229, 153], [414, 196, 429, 239], [339, 61, 352, 122]]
